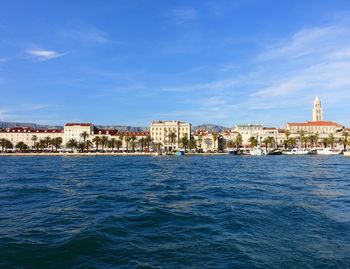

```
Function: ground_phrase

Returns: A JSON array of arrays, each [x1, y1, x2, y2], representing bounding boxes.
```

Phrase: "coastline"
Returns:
[[0, 152, 229, 157]]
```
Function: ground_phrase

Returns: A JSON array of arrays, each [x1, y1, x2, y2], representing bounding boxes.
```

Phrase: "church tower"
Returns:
[[312, 96, 323, 121]]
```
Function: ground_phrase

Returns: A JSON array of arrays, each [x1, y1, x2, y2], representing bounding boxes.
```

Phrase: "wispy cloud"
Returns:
[[165, 7, 197, 24], [60, 27, 123, 45], [27, 49, 66, 61]]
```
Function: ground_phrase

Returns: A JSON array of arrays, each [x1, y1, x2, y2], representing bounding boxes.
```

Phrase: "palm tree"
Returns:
[[226, 139, 235, 149], [77, 142, 85, 152], [44, 136, 51, 151], [138, 137, 145, 152], [92, 136, 101, 151], [101, 136, 109, 151], [116, 140, 123, 152], [285, 130, 291, 140], [197, 134, 203, 149], [180, 133, 189, 151], [66, 139, 77, 152], [144, 136, 151, 151], [15, 141, 28, 153], [297, 130, 306, 148], [248, 136, 258, 147], [189, 135, 197, 151], [109, 138, 117, 152], [308, 134, 319, 149], [85, 140, 93, 151], [322, 137, 328, 148], [0, 138, 8, 152], [301, 136, 309, 149], [341, 131, 349, 151], [168, 132, 177, 152], [235, 133, 243, 150], [124, 136, 131, 152], [262, 136, 275, 150], [153, 142, 163, 153], [211, 133, 218, 151], [80, 131, 89, 143], [31, 135, 38, 150], [328, 134, 335, 149], [38, 139, 46, 152], [52, 137, 63, 152]]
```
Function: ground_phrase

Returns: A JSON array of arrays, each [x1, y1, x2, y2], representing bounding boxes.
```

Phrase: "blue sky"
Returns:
[[1, 0, 350, 127]]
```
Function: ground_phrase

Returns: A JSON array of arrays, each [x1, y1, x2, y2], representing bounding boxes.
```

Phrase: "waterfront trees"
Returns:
[[248, 136, 258, 148], [189, 135, 197, 151], [109, 138, 117, 152], [180, 133, 189, 151], [197, 134, 203, 150], [341, 131, 349, 150], [168, 132, 177, 152], [226, 140, 235, 149], [92, 136, 101, 151], [80, 131, 89, 144], [235, 133, 242, 149], [66, 139, 77, 152], [15, 142, 28, 153], [31, 135, 38, 149], [116, 139, 122, 152], [0, 138, 13, 152], [328, 134, 335, 149], [52, 137, 63, 152], [124, 136, 131, 152], [100, 136, 109, 151], [138, 137, 145, 152]]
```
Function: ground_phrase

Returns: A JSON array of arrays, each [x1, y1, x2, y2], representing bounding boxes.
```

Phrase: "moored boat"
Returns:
[[317, 148, 342, 155], [283, 148, 311, 155], [175, 149, 185, 156], [227, 148, 237, 155], [267, 149, 283, 155], [250, 148, 266, 156]]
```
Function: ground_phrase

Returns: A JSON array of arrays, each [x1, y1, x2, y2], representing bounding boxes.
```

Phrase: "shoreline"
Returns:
[[0, 152, 229, 157]]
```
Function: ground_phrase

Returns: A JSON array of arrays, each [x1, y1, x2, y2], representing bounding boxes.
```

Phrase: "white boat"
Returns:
[[250, 148, 266, 156], [317, 148, 342, 155], [175, 149, 185, 156], [284, 148, 311, 155]]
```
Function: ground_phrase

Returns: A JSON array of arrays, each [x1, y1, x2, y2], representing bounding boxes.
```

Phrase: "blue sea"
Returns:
[[0, 155, 349, 268]]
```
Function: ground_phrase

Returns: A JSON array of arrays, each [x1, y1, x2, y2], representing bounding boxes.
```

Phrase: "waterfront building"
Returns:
[[63, 123, 94, 145], [150, 120, 191, 151], [286, 97, 343, 136], [232, 124, 264, 145], [0, 127, 63, 148]]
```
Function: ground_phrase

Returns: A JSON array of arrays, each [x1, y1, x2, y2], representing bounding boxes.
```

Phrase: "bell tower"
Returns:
[[312, 96, 323, 121]]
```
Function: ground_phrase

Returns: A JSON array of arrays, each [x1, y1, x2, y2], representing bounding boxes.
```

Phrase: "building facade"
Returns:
[[150, 120, 191, 151]]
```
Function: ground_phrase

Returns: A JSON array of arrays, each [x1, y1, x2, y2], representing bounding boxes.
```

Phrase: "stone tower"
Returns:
[[312, 96, 323, 121]]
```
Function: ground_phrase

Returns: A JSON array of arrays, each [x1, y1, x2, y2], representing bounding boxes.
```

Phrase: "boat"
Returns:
[[283, 148, 312, 155], [317, 148, 342, 155], [267, 149, 283, 155], [249, 148, 267, 156], [344, 151, 350, 157], [227, 148, 237, 155], [175, 149, 185, 156]]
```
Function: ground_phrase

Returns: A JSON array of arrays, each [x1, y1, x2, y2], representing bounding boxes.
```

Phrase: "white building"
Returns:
[[63, 123, 94, 144], [150, 120, 191, 151]]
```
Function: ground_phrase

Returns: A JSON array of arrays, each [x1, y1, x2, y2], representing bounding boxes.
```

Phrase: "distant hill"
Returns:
[[192, 124, 229, 133], [95, 125, 147, 132], [0, 121, 62, 129]]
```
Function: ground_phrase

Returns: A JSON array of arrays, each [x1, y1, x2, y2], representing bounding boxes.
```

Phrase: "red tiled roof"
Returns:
[[287, 121, 342, 127], [1, 127, 63, 133], [65, 123, 93, 126]]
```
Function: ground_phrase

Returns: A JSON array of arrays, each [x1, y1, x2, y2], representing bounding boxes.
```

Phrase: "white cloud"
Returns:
[[27, 49, 66, 61]]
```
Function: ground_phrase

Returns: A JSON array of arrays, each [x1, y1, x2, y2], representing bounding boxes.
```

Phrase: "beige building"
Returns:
[[63, 123, 94, 144], [232, 124, 264, 145], [150, 120, 191, 151], [0, 127, 63, 148]]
